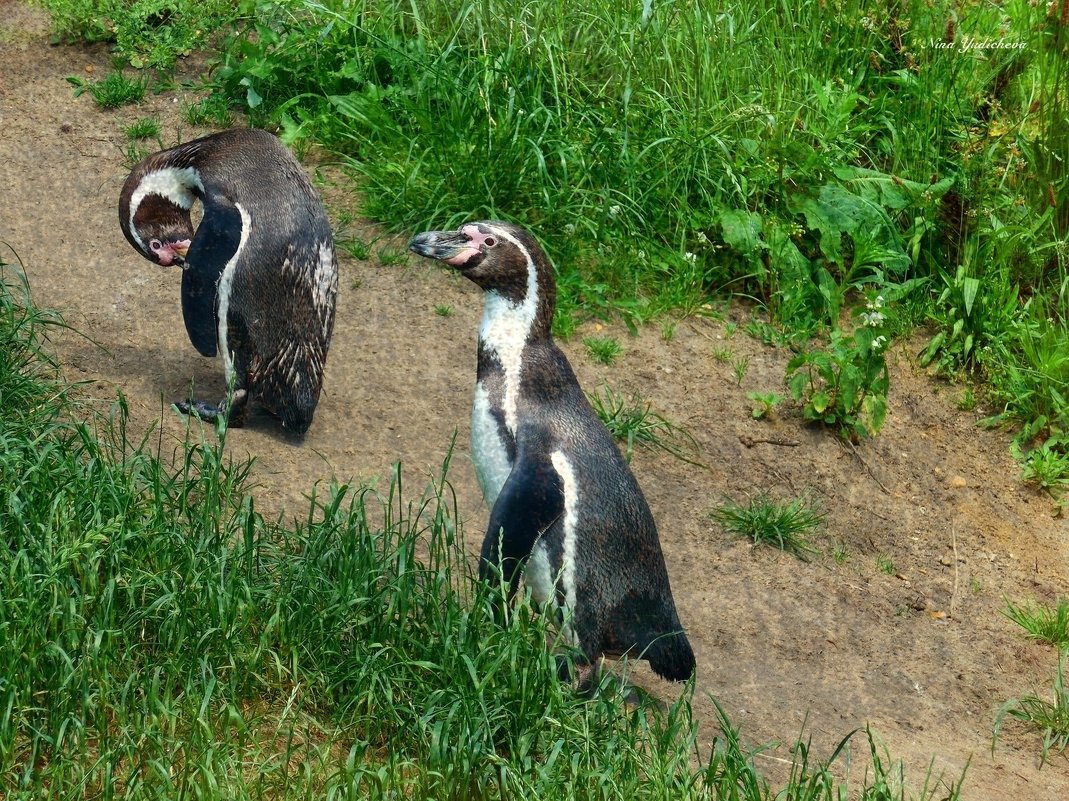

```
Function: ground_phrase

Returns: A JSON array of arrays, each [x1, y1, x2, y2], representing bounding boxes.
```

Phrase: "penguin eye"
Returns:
[[149, 239, 163, 252], [484, 237, 497, 248]]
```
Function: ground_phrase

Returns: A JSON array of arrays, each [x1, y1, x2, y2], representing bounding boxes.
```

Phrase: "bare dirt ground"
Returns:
[[3, 3, 1068, 797]]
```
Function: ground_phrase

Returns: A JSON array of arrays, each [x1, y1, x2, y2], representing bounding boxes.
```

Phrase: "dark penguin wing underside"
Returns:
[[481, 446, 565, 595], [182, 196, 244, 357]]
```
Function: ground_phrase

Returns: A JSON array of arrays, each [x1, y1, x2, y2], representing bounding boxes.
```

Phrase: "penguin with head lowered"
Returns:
[[409, 220, 695, 685], [118, 128, 338, 435]]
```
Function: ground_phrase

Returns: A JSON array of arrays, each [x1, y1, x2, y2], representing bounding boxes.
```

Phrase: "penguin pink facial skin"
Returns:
[[148, 237, 191, 267], [119, 129, 339, 436], [410, 220, 696, 689], [443, 224, 498, 265]]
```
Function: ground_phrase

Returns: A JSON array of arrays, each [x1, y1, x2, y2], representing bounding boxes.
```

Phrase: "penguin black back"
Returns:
[[409, 220, 695, 682], [119, 129, 338, 435]]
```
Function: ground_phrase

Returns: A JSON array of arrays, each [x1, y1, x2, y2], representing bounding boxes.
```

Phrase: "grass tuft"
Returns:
[[587, 385, 700, 465], [67, 71, 146, 108], [995, 657, 1069, 768], [712, 493, 824, 558], [1003, 597, 1069, 651], [583, 335, 623, 366], [122, 116, 160, 141]]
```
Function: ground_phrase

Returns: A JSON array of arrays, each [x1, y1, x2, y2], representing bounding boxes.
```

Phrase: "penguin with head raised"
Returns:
[[118, 128, 338, 435], [409, 221, 695, 684]]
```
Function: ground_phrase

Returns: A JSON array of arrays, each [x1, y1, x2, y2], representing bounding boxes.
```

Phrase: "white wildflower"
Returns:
[[696, 231, 710, 245], [872, 335, 888, 351], [564, 223, 576, 234], [609, 204, 622, 217], [684, 252, 697, 264], [860, 310, 886, 327]]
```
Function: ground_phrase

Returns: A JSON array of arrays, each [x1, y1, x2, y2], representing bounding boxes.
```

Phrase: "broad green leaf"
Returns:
[[718, 209, 764, 254], [961, 276, 980, 316]]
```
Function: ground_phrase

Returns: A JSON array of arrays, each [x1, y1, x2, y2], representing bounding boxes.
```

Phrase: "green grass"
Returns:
[[182, 94, 235, 127], [1004, 597, 1069, 651], [997, 596, 1069, 765], [583, 335, 623, 366], [587, 385, 700, 465], [995, 657, 1069, 768], [711, 493, 824, 559], [43, 0, 240, 70], [122, 117, 160, 141], [67, 70, 145, 108], [0, 253, 966, 799], [39, 0, 1069, 475], [377, 245, 409, 266]]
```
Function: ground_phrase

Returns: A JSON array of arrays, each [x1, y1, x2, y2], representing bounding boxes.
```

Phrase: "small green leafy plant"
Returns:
[[1017, 439, 1069, 498], [711, 493, 823, 559], [747, 392, 785, 420], [919, 264, 1018, 374], [787, 295, 891, 441]]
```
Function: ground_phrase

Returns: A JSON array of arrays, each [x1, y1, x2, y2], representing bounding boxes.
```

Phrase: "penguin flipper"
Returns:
[[182, 195, 244, 357], [480, 448, 564, 599]]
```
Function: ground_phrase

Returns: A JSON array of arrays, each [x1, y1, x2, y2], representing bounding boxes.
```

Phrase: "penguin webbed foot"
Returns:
[[559, 656, 654, 709], [174, 389, 248, 428]]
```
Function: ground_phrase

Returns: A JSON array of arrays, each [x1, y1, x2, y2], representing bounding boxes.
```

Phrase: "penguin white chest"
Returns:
[[470, 381, 513, 506], [472, 287, 537, 506]]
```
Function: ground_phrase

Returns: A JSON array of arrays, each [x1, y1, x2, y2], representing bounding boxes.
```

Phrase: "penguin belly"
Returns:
[[470, 380, 513, 505]]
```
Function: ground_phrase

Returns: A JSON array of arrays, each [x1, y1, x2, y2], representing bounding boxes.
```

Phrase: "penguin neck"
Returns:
[[476, 256, 553, 436]]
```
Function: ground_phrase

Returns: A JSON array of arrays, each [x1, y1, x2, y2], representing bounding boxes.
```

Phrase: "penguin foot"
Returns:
[[174, 399, 228, 423], [175, 389, 248, 428]]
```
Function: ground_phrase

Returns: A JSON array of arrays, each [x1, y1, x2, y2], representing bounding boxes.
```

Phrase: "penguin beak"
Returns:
[[408, 230, 481, 268], [172, 241, 190, 266]]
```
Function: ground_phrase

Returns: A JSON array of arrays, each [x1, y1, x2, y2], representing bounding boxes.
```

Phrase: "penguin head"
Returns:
[[124, 193, 194, 267], [408, 221, 554, 308], [119, 163, 202, 268]]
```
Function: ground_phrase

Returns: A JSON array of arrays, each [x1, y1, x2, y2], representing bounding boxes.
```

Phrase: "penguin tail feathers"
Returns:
[[280, 406, 314, 436], [646, 632, 696, 682]]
